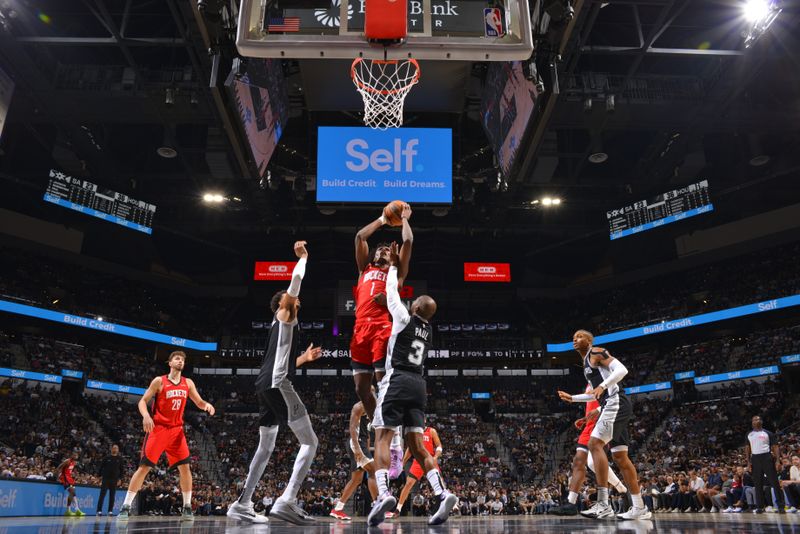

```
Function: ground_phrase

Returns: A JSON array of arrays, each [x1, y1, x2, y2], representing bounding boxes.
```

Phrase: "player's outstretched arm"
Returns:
[[187, 378, 215, 416], [386, 242, 410, 326], [277, 241, 308, 323], [397, 203, 413, 285], [138, 377, 162, 432], [355, 215, 385, 273]]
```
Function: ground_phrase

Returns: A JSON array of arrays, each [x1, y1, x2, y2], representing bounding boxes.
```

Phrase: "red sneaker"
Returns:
[[329, 509, 351, 521], [385, 511, 398, 519]]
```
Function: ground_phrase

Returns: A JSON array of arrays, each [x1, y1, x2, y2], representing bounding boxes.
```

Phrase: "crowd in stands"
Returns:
[[0, 246, 232, 341], [539, 241, 800, 339]]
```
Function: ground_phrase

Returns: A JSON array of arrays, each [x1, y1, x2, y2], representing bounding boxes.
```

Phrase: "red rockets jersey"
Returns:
[[354, 265, 390, 323], [152, 375, 189, 427]]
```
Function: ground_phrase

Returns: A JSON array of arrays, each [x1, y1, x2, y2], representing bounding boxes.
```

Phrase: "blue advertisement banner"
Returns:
[[0, 299, 217, 351], [781, 354, 800, 364], [625, 381, 671, 395], [44, 194, 153, 234], [61, 369, 84, 379], [547, 294, 800, 352], [693, 365, 780, 385], [86, 380, 147, 396], [674, 371, 696, 380], [471, 392, 492, 399], [0, 479, 123, 517], [610, 205, 714, 240], [317, 127, 452, 203], [0, 367, 62, 384]]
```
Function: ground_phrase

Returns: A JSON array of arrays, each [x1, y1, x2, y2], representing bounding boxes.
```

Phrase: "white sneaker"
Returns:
[[580, 502, 615, 519], [732, 507, 742, 513], [270, 499, 314, 525], [766, 506, 776, 513], [710, 508, 718, 513], [618, 506, 652, 520], [671, 508, 680, 513], [367, 492, 397, 527], [789, 507, 798, 513], [723, 507, 733, 513], [227, 500, 268, 523], [429, 491, 458, 526]]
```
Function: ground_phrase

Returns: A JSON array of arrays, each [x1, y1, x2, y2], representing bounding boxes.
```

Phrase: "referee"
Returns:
[[746, 415, 785, 514], [97, 444, 124, 516]]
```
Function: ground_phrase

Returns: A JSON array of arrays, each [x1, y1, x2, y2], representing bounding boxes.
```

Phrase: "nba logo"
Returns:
[[484, 8, 504, 38]]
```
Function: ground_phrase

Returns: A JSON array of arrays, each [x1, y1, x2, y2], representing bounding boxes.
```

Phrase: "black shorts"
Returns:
[[591, 393, 632, 451], [373, 370, 426, 433], [257, 380, 308, 427]]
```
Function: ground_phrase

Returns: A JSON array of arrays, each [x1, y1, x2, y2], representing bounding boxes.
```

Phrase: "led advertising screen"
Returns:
[[317, 127, 452, 203], [481, 61, 539, 176], [230, 59, 289, 178]]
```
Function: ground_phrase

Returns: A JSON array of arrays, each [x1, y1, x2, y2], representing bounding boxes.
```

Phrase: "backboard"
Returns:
[[236, 0, 534, 61]]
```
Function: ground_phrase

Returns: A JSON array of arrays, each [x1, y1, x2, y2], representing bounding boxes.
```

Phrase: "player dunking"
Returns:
[[549, 384, 627, 516], [58, 451, 85, 517], [227, 241, 323, 525], [118, 351, 215, 521], [557, 330, 651, 520], [329, 396, 379, 520], [387, 424, 443, 519], [367, 243, 457, 527], [352, 203, 413, 475]]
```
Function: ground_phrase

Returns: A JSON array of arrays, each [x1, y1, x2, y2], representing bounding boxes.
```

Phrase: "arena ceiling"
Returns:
[[0, 0, 799, 281]]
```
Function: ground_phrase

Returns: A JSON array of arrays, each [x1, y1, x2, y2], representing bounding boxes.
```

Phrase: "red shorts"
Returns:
[[409, 459, 440, 480], [60, 477, 75, 489], [577, 422, 596, 450], [350, 320, 392, 372], [141, 425, 190, 468]]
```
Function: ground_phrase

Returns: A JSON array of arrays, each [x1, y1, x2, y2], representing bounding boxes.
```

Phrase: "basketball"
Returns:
[[383, 200, 406, 227]]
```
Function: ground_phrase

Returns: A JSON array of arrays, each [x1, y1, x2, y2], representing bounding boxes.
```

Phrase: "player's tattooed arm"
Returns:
[[355, 216, 385, 273]]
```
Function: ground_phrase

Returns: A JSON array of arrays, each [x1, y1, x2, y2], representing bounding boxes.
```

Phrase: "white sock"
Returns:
[[598, 487, 609, 506], [376, 469, 390, 496], [183, 491, 191, 507], [335, 500, 345, 511], [397, 502, 404, 512], [390, 431, 403, 449], [631, 493, 644, 509], [240, 425, 279, 504], [123, 491, 137, 507], [568, 491, 579, 505], [425, 469, 445, 497]]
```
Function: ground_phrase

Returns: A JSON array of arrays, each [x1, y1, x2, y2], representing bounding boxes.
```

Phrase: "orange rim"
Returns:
[[351, 58, 421, 96]]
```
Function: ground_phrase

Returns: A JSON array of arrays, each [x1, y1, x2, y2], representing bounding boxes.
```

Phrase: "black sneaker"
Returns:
[[181, 506, 195, 521], [549, 503, 578, 516]]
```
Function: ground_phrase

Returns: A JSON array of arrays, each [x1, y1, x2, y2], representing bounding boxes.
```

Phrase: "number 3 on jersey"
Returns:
[[409, 340, 425, 365], [172, 399, 182, 411]]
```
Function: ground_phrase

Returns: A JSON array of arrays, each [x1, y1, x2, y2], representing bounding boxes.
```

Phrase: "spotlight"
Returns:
[[542, 197, 553, 206], [552, 197, 562, 205], [203, 193, 214, 202], [202, 193, 226, 203], [743, 0, 770, 22], [52, 299, 59, 304], [96, 316, 104, 322], [212, 194, 224, 202]]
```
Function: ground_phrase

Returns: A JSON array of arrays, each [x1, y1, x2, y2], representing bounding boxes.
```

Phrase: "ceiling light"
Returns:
[[203, 193, 214, 202], [96, 316, 104, 321], [212, 194, 224, 202], [542, 197, 553, 206], [552, 197, 562, 205], [52, 299, 59, 304], [531, 199, 539, 205], [742, 0, 770, 22]]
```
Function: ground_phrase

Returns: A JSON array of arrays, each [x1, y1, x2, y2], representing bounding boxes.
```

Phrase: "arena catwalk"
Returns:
[[1, 515, 799, 533]]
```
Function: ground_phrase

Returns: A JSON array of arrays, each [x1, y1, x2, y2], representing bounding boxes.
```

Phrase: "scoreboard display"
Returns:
[[607, 180, 713, 240], [43, 169, 155, 234]]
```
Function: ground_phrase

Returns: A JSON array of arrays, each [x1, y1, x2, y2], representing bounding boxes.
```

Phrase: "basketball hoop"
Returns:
[[351, 58, 420, 130]]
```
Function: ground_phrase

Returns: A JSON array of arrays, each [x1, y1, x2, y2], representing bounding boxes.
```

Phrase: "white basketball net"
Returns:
[[351, 58, 420, 130]]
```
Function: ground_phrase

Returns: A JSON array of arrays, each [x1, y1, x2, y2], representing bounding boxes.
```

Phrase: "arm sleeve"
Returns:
[[287, 257, 307, 297], [386, 266, 410, 330], [570, 393, 596, 403], [599, 358, 628, 390]]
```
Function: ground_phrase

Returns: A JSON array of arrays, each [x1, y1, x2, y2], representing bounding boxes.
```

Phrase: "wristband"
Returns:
[[379, 215, 387, 225]]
